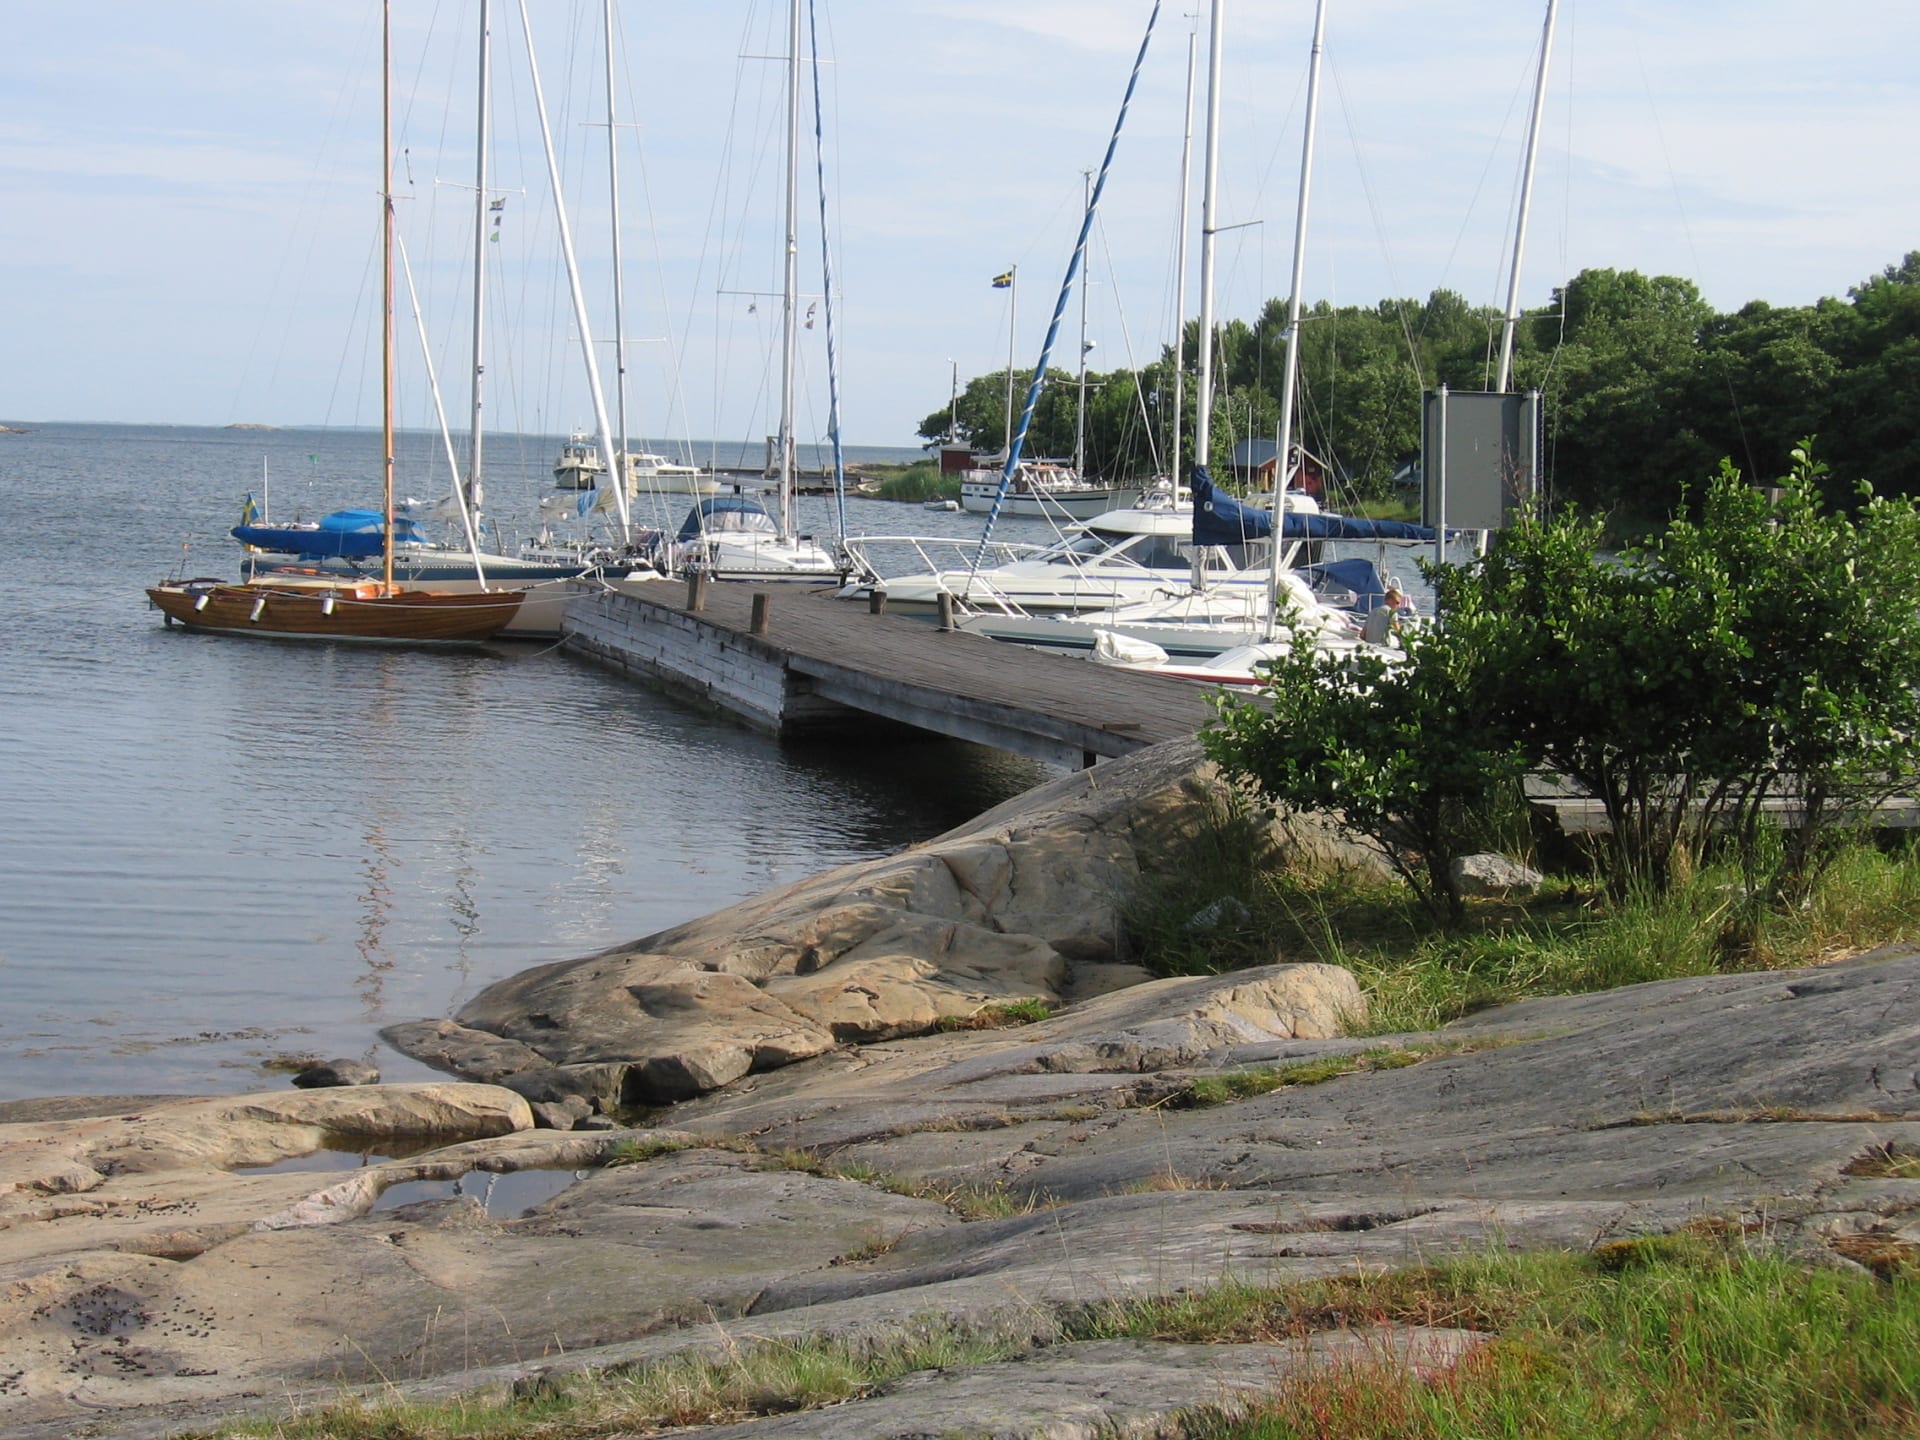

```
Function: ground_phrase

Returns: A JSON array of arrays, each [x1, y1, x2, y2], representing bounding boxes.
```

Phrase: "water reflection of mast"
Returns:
[[353, 813, 395, 1013]]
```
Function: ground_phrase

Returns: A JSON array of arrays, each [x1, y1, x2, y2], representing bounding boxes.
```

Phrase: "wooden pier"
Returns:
[[562, 578, 1215, 768]]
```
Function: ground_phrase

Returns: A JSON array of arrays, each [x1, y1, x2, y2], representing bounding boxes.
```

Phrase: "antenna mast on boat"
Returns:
[[381, 0, 396, 596], [1191, 0, 1223, 479], [1496, 0, 1558, 394], [1264, 0, 1328, 642]]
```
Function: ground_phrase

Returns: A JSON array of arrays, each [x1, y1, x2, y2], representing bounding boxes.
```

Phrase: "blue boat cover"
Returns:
[[677, 495, 776, 542], [233, 508, 431, 559], [1300, 557, 1390, 611], [1190, 467, 1272, 546], [1190, 467, 1435, 545]]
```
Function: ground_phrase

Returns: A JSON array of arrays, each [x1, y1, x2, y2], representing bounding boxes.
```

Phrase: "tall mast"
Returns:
[[518, 0, 630, 535], [1170, 22, 1196, 478], [778, 0, 802, 540], [381, 0, 396, 594], [1075, 169, 1091, 475], [464, 0, 490, 518], [1272, 0, 1326, 502], [1497, 0, 1557, 393], [1266, 0, 1329, 640], [604, 0, 632, 492], [1192, 0, 1223, 477]]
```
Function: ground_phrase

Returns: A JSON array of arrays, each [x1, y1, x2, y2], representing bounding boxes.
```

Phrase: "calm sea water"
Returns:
[[0, 422, 1063, 1101]]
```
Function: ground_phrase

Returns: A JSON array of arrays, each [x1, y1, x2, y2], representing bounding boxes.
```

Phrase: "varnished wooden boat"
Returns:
[[146, 577, 525, 644]]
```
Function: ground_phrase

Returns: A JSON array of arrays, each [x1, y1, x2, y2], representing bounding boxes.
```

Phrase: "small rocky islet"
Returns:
[[3, 737, 1917, 1438]]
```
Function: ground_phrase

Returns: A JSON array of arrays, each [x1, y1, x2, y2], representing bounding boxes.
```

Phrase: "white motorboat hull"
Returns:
[[958, 481, 1142, 519]]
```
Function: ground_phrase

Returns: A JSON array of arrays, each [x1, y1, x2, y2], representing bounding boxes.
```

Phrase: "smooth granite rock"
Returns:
[[7, 740, 1917, 1440], [4, 950, 1919, 1438], [387, 740, 1383, 1105]]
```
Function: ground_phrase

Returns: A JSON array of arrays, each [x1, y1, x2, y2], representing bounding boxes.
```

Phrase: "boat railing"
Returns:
[[836, 533, 1049, 588]]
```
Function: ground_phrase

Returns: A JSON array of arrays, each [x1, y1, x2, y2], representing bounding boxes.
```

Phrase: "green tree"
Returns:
[[1820, 253, 1920, 502], [1525, 268, 1715, 524]]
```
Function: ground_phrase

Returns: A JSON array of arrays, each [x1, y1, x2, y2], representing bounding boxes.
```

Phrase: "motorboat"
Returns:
[[552, 431, 607, 489], [620, 450, 719, 497], [958, 459, 1140, 520], [868, 491, 1298, 616]]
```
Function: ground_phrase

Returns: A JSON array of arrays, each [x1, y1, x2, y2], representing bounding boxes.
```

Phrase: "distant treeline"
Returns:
[[918, 252, 1920, 524]]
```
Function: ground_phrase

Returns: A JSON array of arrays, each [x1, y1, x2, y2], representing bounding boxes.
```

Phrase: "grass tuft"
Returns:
[[935, 996, 1055, 1031], [1171, 1039, 1513, 1108]]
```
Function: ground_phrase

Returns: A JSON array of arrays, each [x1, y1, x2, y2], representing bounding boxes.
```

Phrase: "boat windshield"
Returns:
[[1041, 533, 1115, 564], [680, 496, 777, 540]]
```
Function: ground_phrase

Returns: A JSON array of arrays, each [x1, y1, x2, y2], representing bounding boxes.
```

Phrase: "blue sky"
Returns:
[[2, 1, 1914, 448]]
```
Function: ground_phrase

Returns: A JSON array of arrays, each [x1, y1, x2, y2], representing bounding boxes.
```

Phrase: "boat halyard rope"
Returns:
[[964, 0, 1162, 593]]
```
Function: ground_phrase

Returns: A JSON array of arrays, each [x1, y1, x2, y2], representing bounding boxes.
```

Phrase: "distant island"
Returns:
[[225, 422, 277, 431], [0, 423, 25, 434]]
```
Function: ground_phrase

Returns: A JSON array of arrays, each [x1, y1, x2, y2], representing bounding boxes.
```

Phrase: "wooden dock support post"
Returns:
[[686, 570, 709, 613], [749, 592, 771, 635], [868, 589, 886, 615], [937, 591, 956, 632]]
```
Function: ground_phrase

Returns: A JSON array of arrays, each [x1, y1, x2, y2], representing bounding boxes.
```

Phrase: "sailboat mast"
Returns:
[[1170, 23, 1196, 479], [778, 0, 802, 541], [1265, 0, 1329, 641], [1272, 0, 1326, 501], [465, 0, 490, 518], [1192, 0, 1223, 475], [1497, 0, 1557, 394], [604, 0, 632, 492], [381, 0, 396, 595], [1076, 169, 1091, 476], [517, 0, 631, 536]]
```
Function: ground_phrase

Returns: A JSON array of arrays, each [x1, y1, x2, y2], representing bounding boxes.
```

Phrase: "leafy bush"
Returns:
[[1209, 443, 1920, 920]]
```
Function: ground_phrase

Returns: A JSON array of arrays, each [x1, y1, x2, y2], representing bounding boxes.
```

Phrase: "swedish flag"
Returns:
[[238, 493, 258, 527], [991, 271, 1013, 288]]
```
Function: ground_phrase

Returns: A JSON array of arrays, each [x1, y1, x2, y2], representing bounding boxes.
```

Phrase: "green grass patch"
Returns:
[[214, 1320, 1017, 1439], [1173, 1235, 1920, 1439], [935, 996, 1054, 1030], [1127, 817, 1920, 1035], [871, 461, 958, 503], [1170, 1039, 1506, 1108]]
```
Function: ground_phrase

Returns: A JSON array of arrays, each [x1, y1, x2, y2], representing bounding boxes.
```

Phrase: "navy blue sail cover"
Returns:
[[1190, 466, 1434, 544]]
